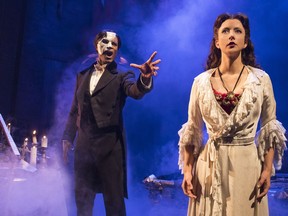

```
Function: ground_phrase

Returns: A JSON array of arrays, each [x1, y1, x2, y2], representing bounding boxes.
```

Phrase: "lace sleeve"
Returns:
[[256, 120, 287, 175], [256, 74, 287, 175], [178, 78, 204, 173], [178, 122, 203, 172]]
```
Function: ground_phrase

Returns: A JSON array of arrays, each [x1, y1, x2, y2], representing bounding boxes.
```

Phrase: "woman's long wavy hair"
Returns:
[[205, 13, 260, 70]]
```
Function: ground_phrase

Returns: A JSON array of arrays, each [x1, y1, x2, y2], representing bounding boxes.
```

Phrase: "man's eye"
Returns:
[[102, 39, 109, 44], [112, 42, 118, 46]]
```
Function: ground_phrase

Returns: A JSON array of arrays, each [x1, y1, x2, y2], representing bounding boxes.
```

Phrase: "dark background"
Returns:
[[1, 0, 287, 183]]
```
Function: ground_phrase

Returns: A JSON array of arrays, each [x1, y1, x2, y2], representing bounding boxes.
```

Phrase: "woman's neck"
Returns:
[[219, 55, 244, 75]]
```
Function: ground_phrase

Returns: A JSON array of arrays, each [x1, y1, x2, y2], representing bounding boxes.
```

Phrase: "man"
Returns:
[[62, 30, 160, 216]]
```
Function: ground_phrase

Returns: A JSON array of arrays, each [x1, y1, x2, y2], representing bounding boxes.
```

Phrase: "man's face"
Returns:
[[97, 32, 119, 64]]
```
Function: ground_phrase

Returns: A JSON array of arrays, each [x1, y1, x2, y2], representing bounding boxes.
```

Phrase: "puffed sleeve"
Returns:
[[178, 78, 204, 172], [256, 73, 287, 175]]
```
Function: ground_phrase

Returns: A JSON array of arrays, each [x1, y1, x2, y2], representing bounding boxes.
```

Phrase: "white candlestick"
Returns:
[[22, 138, 29, 159], [23, 138, 28, 147], [7, 123, 11, 133], [32, 130, 37, 144], [30, 145, 37, 166], [41, 136, 48, 148]]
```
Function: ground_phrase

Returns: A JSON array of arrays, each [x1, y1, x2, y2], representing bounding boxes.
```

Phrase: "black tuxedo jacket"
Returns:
[[62, 61, 152, 197]]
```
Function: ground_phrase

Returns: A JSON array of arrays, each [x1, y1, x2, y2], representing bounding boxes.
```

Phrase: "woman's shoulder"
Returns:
[[247, 66, 269, 78], [194, 68, 216, 82]]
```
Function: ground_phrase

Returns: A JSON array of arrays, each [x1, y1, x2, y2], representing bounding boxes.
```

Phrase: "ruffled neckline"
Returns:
[[200, 66, 261, 138]]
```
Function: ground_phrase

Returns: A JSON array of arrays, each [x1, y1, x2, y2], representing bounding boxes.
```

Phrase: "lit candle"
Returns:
[[41, 136, 48, 148], [7, 123, 11, 133], [32, 130, 37, 144], [23, 138, 28, 147], [30, 145, 37, 166], [22, 138, 29, 159]]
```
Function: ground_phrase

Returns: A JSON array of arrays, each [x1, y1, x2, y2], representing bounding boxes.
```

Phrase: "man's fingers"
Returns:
[[130, 63, 141, 69], [153, 66, 160, 71], [147, 51, 157, 63], [130, 52, 160, 76], [151, 59, 161, 66]]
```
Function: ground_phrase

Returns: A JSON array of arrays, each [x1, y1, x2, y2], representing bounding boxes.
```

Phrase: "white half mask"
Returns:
[[97, 32, 118, 55]]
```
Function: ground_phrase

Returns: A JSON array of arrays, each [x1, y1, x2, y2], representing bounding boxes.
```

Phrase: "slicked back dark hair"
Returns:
[[205, 13, 260, 70], [93, 30, 121, 53]]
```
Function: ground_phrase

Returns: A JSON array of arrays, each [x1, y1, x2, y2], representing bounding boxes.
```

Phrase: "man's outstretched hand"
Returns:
[[130, 51, 161, 78]]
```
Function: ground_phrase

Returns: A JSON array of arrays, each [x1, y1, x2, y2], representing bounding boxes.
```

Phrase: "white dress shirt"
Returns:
[[89, 64, 106, 95]]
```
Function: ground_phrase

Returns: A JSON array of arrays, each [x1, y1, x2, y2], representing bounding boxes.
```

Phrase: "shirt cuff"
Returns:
[[140, 74, 152, 89]]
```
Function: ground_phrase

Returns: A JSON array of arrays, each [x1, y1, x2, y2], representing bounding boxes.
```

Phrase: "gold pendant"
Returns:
[[226, 91, 235, 100], [223, 99, 230, 106], [231, 100, 238, 106]]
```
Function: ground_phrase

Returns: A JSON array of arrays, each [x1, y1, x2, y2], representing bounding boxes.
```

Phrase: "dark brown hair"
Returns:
[[205, 13, 260, 70]]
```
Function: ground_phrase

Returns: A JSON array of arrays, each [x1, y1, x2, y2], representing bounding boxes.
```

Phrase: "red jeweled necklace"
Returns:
[[218, 65, 245, 102]]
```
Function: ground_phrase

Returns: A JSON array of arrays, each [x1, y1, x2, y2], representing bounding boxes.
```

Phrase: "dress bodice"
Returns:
[[212, 88, 242, 115], [178, 66, 287, 174]]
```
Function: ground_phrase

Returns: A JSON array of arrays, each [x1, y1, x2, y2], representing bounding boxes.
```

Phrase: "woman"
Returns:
[[178, 13, 287, 216]]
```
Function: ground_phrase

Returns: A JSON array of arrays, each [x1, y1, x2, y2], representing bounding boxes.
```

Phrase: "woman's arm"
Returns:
[[181, 145, 197, 199], [257, 147, 274, 200]]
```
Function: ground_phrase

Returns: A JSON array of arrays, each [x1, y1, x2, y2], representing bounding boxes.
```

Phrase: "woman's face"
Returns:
[[215, 19, 247, 57]]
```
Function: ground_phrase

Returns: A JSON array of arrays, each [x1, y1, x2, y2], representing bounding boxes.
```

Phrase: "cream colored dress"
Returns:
[[178, 66, 287, 216]]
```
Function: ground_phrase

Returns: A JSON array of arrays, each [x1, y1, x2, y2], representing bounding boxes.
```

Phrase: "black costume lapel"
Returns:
[[92, 61, 118, 95], [77, 67, 93, 104], [92, 70, 115, 94]]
